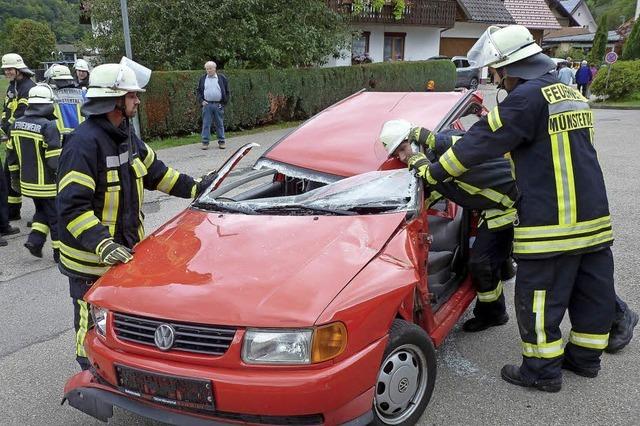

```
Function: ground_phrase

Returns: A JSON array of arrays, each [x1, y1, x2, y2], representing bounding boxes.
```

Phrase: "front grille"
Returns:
[[113, 312, 236, 356]]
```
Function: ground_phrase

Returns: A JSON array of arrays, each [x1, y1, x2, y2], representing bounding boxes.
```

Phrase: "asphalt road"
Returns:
[[0, 87, 638, 425]]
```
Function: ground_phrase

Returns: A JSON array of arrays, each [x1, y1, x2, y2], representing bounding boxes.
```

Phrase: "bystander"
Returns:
[[195, 61, 230, 150]]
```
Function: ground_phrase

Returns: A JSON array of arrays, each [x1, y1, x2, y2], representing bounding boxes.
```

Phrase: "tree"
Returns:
[[0, 19, 56, 69], [589, 15, 609, 64], [622, 19, 640, 60], [83, 0, 350, 70]]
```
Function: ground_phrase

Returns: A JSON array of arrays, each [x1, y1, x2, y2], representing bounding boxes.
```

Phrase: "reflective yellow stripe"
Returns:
[[477, 281, 503, 302], [569, 330, 609, 350], [106, 170, 119, 183], [548, 110, 593, 135], [76, 300, 89, 357], [60, 241, 102, 263], [8, 164, 19, 171], [19, 181, 57, 189], [426, 132, 436, 149], [541, 83, 587, 104], [8, 196, 21, 204], [51, 240, 60, 249], [143, 143, 156, 168], [68, 211, 100, 238], [61, 253, 109, 276], [513, 229, 614, 254], [157, 168, 180, 193], [456, 181, 514, 208], [439, 149, 468, 177], [45, 148, 61, 158], [487, 106, 503, 132], [485, 209, 518, 230], [416, 165, 437, 185], [102, 190, 119, 232], [31, 222, 50, 235], [533, 290, 546, 345], [514, 216, 611, 239], [58, 171, 96, 193], [550, 132, 577, 225], [522, 339, 564, 358], [132, 157, 147, 178], [190, 183, 197, 198], [21, 188, 57, 198]]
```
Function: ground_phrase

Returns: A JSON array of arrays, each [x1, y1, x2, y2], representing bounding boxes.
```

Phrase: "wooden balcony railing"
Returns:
[[327, 0, 457, 28]]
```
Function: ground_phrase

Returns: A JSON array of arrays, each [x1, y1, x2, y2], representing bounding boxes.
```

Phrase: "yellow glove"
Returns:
[[408, 153, 437, 185]]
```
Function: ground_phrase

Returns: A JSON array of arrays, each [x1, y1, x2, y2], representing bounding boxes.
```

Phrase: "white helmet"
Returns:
[[28, 84, 55, 105], [467, 25, 555, 80], [379, 119, 413, 155], [47, 64, 74, 80], [74, 59, 90, 72], [85, 63, 146, 98], [1, 53, 34, 75]]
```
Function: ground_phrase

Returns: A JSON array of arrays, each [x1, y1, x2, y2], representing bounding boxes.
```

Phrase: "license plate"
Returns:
[[115, 364, 215, 411]]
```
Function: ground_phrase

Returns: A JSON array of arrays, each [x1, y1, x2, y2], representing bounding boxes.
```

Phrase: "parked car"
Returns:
[[428, 56, 481, 89], [63, 90, 488, 425]]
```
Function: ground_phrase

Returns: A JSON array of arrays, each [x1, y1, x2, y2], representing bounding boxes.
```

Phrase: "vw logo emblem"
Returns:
[[398, 377, 410, 393], [154, 324, 175, 351]]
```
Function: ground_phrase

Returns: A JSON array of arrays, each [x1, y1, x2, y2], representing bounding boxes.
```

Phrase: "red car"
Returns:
[[64, 90, 487, 425]]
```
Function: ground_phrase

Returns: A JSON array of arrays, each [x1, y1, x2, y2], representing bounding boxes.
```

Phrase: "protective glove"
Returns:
[[409, 127, 435, 150], [408, 153, 437, 185], [97, 240, 134, 265], [194, 171, 219, 198], [10, 178, 20, 194]]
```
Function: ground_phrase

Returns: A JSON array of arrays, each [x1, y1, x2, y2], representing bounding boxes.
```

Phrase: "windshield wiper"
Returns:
[[255, 204, 357, 216], [192, 201, 257, 215]]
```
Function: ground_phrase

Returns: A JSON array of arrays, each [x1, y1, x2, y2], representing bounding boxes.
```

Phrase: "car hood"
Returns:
[[88, 209, 406, 327]]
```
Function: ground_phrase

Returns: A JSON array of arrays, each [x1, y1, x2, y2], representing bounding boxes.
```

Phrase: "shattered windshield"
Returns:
[[197, 169, 417, 215]]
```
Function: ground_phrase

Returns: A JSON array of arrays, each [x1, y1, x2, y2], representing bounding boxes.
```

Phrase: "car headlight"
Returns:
[[90, 305, 108, 338], [242, 322, 347, 365]]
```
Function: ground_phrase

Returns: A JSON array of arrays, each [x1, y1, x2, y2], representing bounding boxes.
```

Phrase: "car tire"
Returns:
[[370, 319, 437, 426], [469, 77, 479, 90]]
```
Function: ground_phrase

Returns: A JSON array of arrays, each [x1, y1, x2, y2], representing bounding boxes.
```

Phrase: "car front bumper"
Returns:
[[63, 333, 387, 425]]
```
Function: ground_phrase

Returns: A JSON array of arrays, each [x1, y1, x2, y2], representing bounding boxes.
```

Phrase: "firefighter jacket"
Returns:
[[417, 128, 518, 231], [52, 82, 85, 137], [1, 77, 36, 135], [428, 73, 612, 259], [6, 108, 61, 198], [56, 116, 198, 280]]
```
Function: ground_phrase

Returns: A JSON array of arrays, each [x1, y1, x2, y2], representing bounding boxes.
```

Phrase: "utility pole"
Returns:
[[119, 0, 141, 137], [636, 0, 640, 19]]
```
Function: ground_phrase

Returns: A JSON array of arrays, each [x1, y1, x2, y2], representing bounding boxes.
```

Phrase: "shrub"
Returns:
[[590, 60, 640, 100], [138, 60, 455, 139]]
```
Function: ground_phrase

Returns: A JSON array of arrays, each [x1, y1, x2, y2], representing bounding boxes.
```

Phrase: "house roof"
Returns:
[[455, 0, 516, 25], [504, 0, 561, 29], [544, 27, 592, 39], [560, 0, 581, 14], [543, 30, 621, 43]]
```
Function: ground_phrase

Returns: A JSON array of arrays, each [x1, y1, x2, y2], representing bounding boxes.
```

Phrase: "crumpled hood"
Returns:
[[88, 209, 406, 327]]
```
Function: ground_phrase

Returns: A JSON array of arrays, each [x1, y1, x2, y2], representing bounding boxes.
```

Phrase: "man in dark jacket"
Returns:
[[2, 53, 36, 221], [575, 60, 592, 97], [57, 61, 219, 370], [195, 61, 230, 150]]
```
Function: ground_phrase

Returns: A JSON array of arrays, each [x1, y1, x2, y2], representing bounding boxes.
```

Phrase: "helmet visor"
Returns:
[[119, 57, 151, 89], [467, 27, 504, 68]]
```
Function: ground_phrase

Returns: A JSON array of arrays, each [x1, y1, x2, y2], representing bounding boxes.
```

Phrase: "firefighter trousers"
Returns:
[[28, 198, 58, 252], [3, 160, 21, 219], [0, 158, 9, 229], [70, 277, 96, 370], [515, 248, 615, 381], [469, 224, 513, 319]]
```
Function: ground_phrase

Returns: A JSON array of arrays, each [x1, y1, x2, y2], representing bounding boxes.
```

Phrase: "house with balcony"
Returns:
[[325, 0, 458, 66]]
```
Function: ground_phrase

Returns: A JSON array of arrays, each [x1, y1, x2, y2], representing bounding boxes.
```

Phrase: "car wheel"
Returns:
[[469, 77, 479, 90], [371, 319, 436, 425]]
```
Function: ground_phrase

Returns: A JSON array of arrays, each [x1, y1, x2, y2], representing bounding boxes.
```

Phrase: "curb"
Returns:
[[590, 104, 640, 110]]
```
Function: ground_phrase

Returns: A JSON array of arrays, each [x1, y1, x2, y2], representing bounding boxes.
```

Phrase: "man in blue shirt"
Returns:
[[196, 61, 230, 150], [557, 61, 574, 86]]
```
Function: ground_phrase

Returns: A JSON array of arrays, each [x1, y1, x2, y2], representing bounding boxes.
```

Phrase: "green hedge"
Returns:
[[138, 60, 455, 139], [590, 60, 640, 100]]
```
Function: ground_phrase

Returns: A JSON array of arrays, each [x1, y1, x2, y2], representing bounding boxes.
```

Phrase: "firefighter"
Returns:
[[73, 59, 91, 89], [56, 61, 218, 370], [407, 25, 634, 391], [6, 84, 61, 260], [2, 53, 36, 221], [380, 119, 518, 332], [46, 64, 85, 139]]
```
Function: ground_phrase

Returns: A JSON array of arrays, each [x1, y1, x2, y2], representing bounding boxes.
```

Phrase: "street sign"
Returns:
[[605, 51, 618, 64]]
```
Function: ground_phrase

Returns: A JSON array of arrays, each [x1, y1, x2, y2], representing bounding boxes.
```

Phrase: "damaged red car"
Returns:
[[63, 90, 487, 425]]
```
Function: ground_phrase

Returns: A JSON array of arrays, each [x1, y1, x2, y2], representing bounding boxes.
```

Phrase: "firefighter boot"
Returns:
[[606, 307, 639, 354], [500, 365, 562, 392], [463, 313, 509, 332], [24, 241, 43, 258], [0, 236, 6, 247], [0, 225, 19, 236]]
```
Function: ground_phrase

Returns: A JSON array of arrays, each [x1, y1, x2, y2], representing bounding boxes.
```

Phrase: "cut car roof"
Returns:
[[262, 91, 467, 178]]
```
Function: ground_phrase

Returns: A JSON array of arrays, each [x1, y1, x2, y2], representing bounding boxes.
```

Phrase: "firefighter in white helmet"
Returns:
[[6, 84, 61, 259], [56, 59, 219, 370], [1, 53, 36, 222], [73, 59, 91, 88], [406, 24, 635, 391], [46, 64, 85, 138]]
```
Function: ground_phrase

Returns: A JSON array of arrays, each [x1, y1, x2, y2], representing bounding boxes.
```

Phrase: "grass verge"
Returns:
[[591, 99, 640, 108]]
